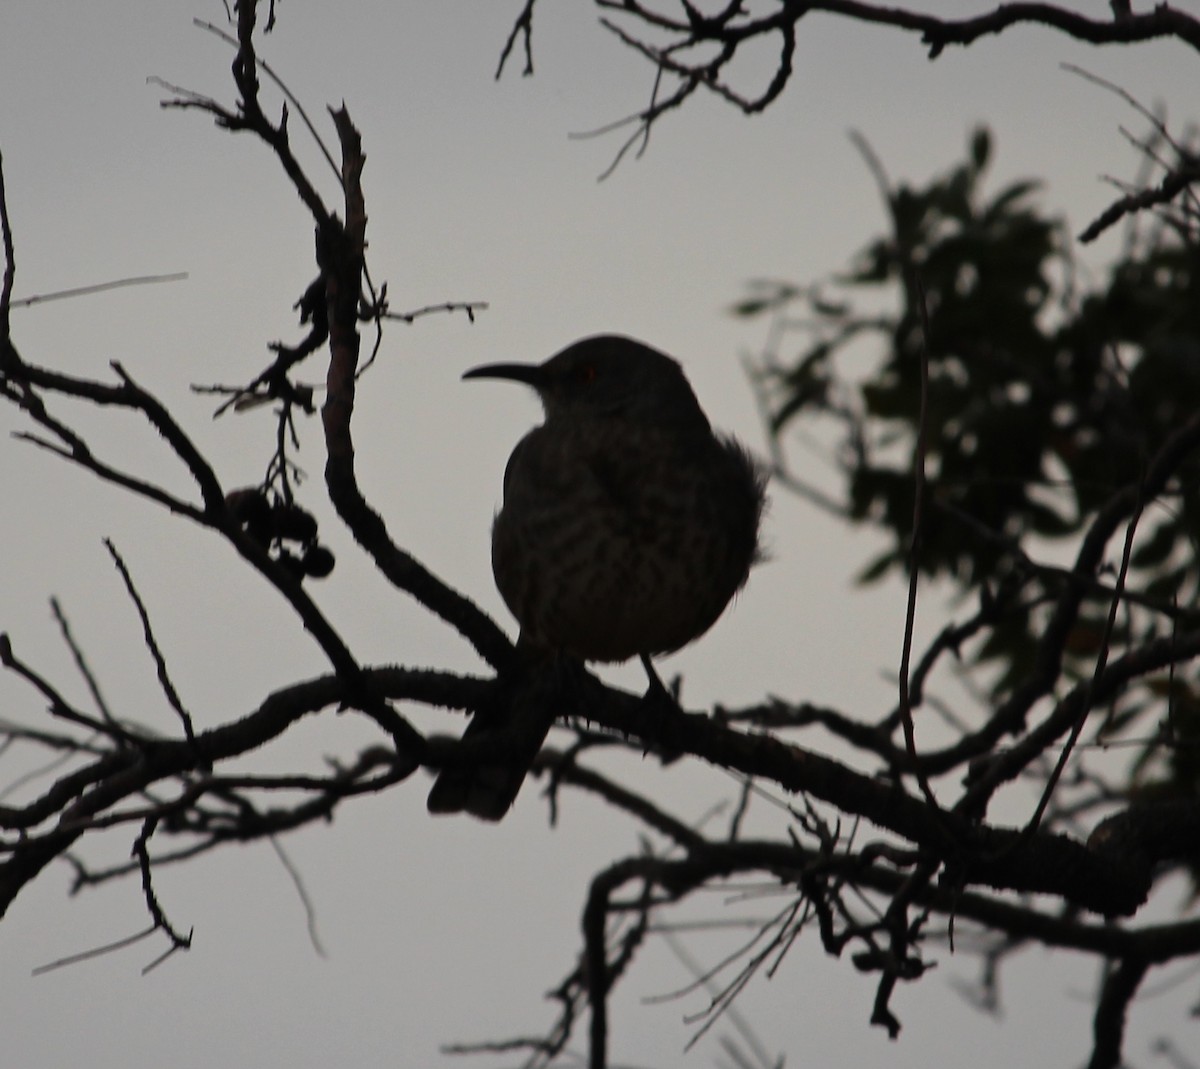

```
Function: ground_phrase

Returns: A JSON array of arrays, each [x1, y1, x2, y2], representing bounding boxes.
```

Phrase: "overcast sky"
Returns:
[[2, 3, 1198, 1067]]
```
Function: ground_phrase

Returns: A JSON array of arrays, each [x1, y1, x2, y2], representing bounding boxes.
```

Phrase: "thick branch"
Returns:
[[1087, 956, 1148, 1069], [315, 108, 514, 671], [585, 686, 1154, 915], [0, 665, 482, 917], [601, 1, 1200, 58]]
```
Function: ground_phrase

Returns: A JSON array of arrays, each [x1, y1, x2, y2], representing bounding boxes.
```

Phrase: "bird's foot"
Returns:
[[638, 654, 684, 762], [639, 653, 681, 704]]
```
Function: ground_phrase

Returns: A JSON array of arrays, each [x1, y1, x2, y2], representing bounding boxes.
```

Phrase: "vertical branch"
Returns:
[[316, 109, 514, 671], [1086, 957, 1148, 1069], [496, 0, 537, 78], [898, 269, 939, 810], [583, 877, 610, 1069], [1026, 475, 1145, 834], [581, 860, 647, 1069], [132, 814, 193, 972], [0, 151, 14, 333], [320, 106, 366, 475]]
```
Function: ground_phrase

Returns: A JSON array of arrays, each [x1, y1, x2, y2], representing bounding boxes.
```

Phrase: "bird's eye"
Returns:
[[577, 363, 598, 385]]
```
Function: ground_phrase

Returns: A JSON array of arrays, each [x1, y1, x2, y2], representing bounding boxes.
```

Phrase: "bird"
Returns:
[[427, 334, 766, 820]]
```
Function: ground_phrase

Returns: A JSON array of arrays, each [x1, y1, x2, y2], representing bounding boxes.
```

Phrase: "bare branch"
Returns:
[[31, 925, 158, 976], [132, 815, 193, 957], [1080, 161, 1200, 242], [9, 272, 188, 309], [1087, 956, 1149, 1069], [1026, 473, 1145, 833], [379, 299, 488, 325], [48, 598, 120, 733], [580, 2, 1200, 175], [315, 107, 515, 671], [497, 0, 538, 78], [103, 540, 197, 744], [0, 152, 16, 331], [896, 271, 939, 809], [0, 631, 123, 741], [192, 18, 341, 184]]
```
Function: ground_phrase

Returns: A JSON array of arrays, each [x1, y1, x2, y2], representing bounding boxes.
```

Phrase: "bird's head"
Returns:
[[463, 335, 711, 430]]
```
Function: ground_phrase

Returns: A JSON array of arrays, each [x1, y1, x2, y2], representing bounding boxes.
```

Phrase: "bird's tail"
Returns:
[[426, 662, 559, 821]]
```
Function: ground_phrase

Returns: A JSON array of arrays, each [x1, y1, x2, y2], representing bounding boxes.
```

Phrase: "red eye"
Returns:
[[578, 363, 598, 384]]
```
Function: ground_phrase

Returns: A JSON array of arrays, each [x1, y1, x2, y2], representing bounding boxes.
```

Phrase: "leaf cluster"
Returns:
[[744, 124, 1200, 790]]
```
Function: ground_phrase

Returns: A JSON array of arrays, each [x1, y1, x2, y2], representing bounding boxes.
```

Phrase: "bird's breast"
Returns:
[[490, 419, 762, 663]]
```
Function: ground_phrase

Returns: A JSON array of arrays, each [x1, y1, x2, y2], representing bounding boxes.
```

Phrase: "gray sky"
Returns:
[[2, 3, 1198, 1067]]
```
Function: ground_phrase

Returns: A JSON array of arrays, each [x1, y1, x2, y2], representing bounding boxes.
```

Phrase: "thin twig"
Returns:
[[46, 601, 127, 739], [380, 299, 487, 324], [10, 273, 188, 309], [192, 19, 341, 183], [1025, 472, 1147, 835], [31, 925, 157, 976], [0, 150, 15, 329], [103, 539, 196, 743], [132, 814, 193, 954], [269, 834, 326, 957], [896, 271, 939, 810], [496, 0, 537, 78]]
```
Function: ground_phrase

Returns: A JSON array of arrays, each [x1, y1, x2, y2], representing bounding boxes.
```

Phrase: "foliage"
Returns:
[[741, 128, 1200, 771]]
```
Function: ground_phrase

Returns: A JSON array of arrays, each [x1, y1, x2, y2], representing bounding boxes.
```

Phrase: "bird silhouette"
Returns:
[[428, 335, 766, 819]]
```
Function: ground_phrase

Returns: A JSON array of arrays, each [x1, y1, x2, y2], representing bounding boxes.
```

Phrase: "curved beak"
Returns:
[[462, 362, 546, 388]]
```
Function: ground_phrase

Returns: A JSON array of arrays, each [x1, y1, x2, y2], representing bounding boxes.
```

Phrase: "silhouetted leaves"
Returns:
[[740, 126, 1200, 803]]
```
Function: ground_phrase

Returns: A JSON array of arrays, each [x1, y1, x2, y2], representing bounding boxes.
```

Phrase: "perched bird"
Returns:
[[428, 334, 766, 819]]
